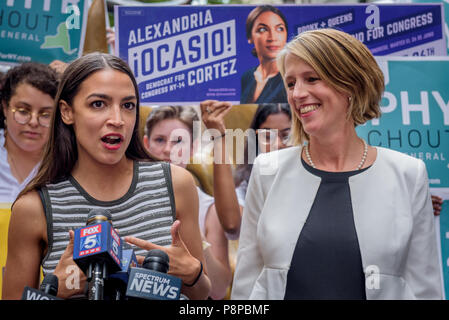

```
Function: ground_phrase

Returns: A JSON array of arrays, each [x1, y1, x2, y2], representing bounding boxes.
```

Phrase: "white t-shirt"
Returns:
[[197, 186, 215, 237], [0, 129, 39, 204], [235, 180, 248, 208]]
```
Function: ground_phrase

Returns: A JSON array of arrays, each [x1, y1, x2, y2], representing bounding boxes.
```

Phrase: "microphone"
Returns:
[[73, 208, 123, 300], [106, 246, 138, 300], [125, 249, 182, 300], [22, 274, 61, 300]]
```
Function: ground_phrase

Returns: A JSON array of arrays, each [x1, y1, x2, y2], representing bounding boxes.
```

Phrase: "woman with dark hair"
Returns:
[[2, 53, 211, 300], [200, 100, 291, 239], [0, 63, 58, 203], [240, 5, 289, 104]]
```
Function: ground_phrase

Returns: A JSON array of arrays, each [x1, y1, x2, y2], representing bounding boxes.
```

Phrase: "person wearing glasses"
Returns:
[[0, 63, 59, 203], [200, 101, 291, 239]]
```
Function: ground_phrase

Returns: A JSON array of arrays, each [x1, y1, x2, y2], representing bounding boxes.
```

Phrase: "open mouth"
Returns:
[[101, 134, 124, 149]]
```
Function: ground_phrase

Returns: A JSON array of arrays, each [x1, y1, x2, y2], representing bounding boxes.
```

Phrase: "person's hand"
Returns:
[[49, 60, 68, 75], [106, 27, 116, 53], [53, 230, 87, 298], [431, 195, 443, 216], [200, 100, 232, 134], [124, 220, 202, 285]]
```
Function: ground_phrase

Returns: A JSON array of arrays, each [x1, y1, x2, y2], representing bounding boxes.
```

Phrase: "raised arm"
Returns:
[[200, 100, 243, 238]]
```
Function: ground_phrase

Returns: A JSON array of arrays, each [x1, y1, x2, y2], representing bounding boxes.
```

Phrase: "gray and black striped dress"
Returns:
[[39, 161, 176, 277]]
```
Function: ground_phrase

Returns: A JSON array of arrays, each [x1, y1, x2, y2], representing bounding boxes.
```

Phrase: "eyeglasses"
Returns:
[[256, 128, 291, 145], [10, 107, 52, 128]]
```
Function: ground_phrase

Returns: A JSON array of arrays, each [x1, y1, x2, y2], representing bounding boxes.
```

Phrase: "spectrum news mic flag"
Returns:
[[72, 208, 123, 300], [22, 274, 61, 300], [126, 249, 182, 300]]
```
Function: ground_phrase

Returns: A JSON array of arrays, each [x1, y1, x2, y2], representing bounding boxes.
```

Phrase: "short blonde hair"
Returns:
[[277, 28, 384, 145]]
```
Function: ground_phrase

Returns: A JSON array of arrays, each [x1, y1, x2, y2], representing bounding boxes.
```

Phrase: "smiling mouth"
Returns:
[[299, 104, 320, 114]]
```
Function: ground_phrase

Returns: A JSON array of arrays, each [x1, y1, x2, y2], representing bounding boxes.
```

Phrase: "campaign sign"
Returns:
[[411, 0, 449, 55], [356, 57, 449, 188], [356, 57, 449, 298], [0, 0, 88, 65], [115, 4, 445, 105]]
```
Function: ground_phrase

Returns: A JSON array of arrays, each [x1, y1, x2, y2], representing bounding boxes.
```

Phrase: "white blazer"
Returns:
[[231, 146, 442, 300]]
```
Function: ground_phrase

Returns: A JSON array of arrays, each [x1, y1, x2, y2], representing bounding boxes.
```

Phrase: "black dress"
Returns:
[[284, 158, 369, 300], [240, 68, 287, 104]]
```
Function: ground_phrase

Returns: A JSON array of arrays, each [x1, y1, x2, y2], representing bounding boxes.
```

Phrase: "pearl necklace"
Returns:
[[304, 139, 368, 170]]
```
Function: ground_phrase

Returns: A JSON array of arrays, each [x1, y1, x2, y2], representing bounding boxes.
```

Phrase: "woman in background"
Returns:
[[0, 63, 58, 203], [200, 100, 291, 239], [144, 105, 232, 300]]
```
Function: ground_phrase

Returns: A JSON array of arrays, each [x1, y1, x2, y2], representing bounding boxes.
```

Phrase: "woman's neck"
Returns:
[[305, 130, 369, 172], [257, 59, 279, 80], [71, 156, 135, 201], [4, 135, 42, 184]]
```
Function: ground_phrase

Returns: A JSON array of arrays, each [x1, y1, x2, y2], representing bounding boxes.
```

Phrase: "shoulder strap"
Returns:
[[37, 186, 54, 267], [159, 162, 176, 221]]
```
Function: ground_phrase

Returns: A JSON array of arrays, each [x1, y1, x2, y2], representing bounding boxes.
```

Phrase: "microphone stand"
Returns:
[[88, 262, 107, 300]]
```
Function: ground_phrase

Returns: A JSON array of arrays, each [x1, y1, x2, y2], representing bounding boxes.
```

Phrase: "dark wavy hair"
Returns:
[[234, 103, 291, 187], [20, 53, 152, 196], [0, 62, 59, 129], [245, 5, 289, 57]]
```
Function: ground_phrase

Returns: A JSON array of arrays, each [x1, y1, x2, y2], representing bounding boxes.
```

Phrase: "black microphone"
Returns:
[[40, 273, 59, 296], [73, 208, 123, 300], [143, 249, 169, 273], [106, 246, 138, 300], [22, 274, 61, 300], [125, 249, 182, 300]]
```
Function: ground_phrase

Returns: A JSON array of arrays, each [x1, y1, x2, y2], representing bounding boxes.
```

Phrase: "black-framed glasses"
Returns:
[[11, 107, 52, 128]]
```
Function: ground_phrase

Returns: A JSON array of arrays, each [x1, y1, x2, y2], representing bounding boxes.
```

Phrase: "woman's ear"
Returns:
[[59, 100, 74, 125], [143, 134, 150, 152]]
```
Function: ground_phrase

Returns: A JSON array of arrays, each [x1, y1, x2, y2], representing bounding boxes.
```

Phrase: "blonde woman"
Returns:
[[231, 29, 442, 300]]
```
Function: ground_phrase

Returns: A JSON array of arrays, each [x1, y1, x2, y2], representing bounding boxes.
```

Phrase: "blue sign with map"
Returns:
[[0, 0, 88, 65]]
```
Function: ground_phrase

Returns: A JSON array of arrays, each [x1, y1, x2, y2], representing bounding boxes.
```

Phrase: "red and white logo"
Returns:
[[80, 247, 101, 256], [81, 224, 101, 237], [111, 228, 121, 245]]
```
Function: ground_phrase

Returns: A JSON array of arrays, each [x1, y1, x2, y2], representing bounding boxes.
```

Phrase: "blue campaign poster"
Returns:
[[411, 0, 449, 55], [0, 0, 89, 65], [115, 4, 446, 105], [356, 57, 449, 298]]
